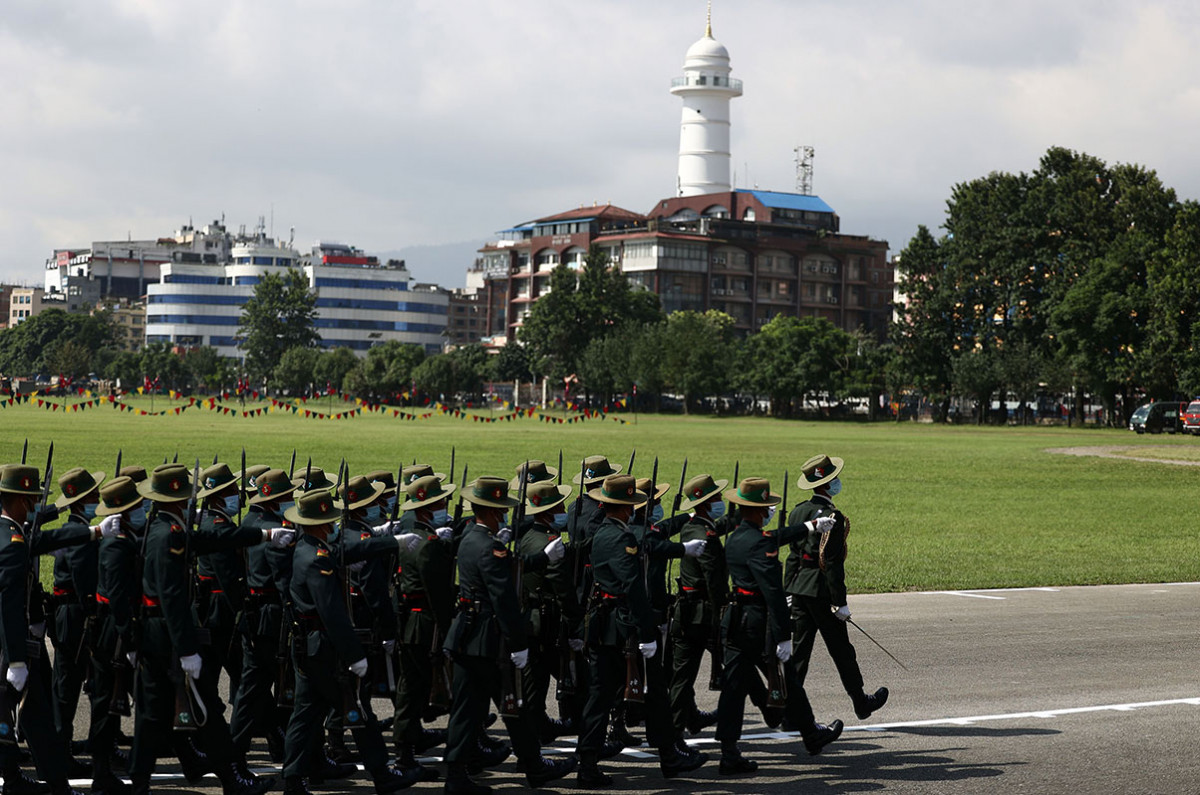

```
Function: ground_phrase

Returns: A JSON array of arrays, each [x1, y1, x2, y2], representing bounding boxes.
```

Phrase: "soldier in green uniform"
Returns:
[[785, 455, 888, 723], [517, 480, 580, 743], [48, 466, 106, 771], [0, 462, 105, 795], [278, 489, 424, 795], [714, 477, 842, 775], [441, 477, 576, 795], [229, 468, 297, 765], [574, 474, 707, 788], [392, 474, 456, 779], [90, 476, 145, 795], [127, 463, 291, 795], [509, 461, 556, 537], [565, 456, 620, 598]]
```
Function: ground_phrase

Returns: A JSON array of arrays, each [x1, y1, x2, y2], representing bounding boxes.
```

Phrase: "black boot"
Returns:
[[370, 764, 422, 794], [265, 727, 285, 763], [443, 763, 490, 795], [524, 756, 577, 789], [235, 759, 274, 791], [90, 769, 131, 795], [685, 708, 718, 735], [2, 768, 51, 795], [537, 716, 573, 744], [48, 783, 84, 795], [854, 687, 889, 720], [281, 776, 311, 795], [718, 742, 758, 776], [395, 744, 440, 782], [466, 737, 509, 774], [413, 727, 447, 753], [606, 721, 638, 750], [172, 736, 212, 784], [309, 748, 357, 783], [128, 774, 149, 795], [215, 762, 272, 795], [659, 743, 707, 779], [802, 720, 844, 756], [575, 752, 612, 788]]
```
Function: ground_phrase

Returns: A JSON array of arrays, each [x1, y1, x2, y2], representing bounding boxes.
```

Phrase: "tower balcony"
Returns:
[[670, 74, 742, 94]]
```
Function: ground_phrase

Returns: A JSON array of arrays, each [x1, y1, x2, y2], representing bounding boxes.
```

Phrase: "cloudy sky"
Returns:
[[3, 0, 1198, 287]]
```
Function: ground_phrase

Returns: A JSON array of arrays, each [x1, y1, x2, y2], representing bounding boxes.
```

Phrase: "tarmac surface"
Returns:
[[55, 582, 1200, 794]]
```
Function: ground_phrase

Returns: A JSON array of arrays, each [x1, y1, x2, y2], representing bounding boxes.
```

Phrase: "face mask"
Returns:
[[827, 478, 842, 497], [497, 512, 509, 527], [708, 500, 727, 520], [279, 501, 295, 518], [551, 512, 568, 530], [432, 508, 451, 527], [766, 506, 777, 524], [385, 497, 397, 516], [128, 505, 147, 527], [649, 505, 664, 525], [223, 495, 241, 516], [328, 525, 341, 544], [81, 503, 98, 521]]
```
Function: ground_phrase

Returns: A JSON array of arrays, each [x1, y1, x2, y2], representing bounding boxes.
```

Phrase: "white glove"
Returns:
[[266, 527, 295, 548], [382, 639, 396, 654], [99, 515, 122, 538], [179, 653, 202, 680], [834, 605, 851, 622], [435, 526, 453, 541], [808, 516, 836, 535], [496, 527, 513, 545], [776, 639, 793, 662], [394, 533, 420, 552], [349, 657, 369, 678], [6, 662, 27, 692], [126, 651, 138, 667], [373, 520, 399, 537], [347, 560, 366, 573], [543, 537, 564, 562], [28, 622, 45, 639], [568, 638, 585, 652], [510, 648, 529, 669], [682, 539, 706, 558], [639, 640, 657, 659]]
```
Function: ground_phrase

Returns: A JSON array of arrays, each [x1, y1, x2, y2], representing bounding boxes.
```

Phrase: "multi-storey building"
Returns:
[[98, 298, 146, 353], [8, 287, 48, 326]]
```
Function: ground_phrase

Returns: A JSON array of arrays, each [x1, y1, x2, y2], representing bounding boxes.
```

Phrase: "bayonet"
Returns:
[[20, 439, 27, 465], [627, 448, 636, 477]]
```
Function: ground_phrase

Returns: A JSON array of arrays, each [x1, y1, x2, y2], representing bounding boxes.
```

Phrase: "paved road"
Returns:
[[59, 583, 1200, 794]]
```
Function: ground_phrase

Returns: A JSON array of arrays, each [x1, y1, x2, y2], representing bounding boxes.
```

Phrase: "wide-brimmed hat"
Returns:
[[463, 476, 520, 509], [292, 466, 337, 493], [119, 465, 148, 484], [798, 455, 844, 490], [365, 469, 398, 496], [0, 465, 42, 496], [248, 468, 300, 505], [510, 460, 559, 491], [197, 463, 239, 499], [399, 475, 457, 511], [724, 477, 781, 508], [95, 476, 144, 517], [339, 475, 387, 511], [55, 467, 106, 509], [235, 465, 272, 496], [679, 474, 729, 512], [587, 474, 646, 506], [571, 455, 622, 486], [633, 478, 670, 509], [402, 464, 446, 487], [137, 464, 193, 503], [526, 482, 571, 516], [283, 489, 342, 527]]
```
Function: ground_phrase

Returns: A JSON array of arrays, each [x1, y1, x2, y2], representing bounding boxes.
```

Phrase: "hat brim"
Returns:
[[402, 471, 447, 488], [526, 485, 572, 515], [798, 457, 844, 490], [464, 493, 520, 509], [248, 481, 299, 505], [342, 480, 388, 512], [283, 505, 343, 526], [509, 468, 560, 491], [678, 478, 729, 512], [398, 482, 457, 512], [723, 487, 781, 508], [634, 482, 671, 509], [234, 468, 271, 493], [586, 485, 647, 506], [55, 471, 106, 509], [136, 478, 192, 503], [571, 464, 622, 486], [197, 475, 239, 500], [95, 492, 144, 517]]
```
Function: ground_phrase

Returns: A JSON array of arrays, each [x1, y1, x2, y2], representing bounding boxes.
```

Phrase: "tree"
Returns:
[[314, 347, 360, 393], [740, 315, 847, 417], [0, 309, 114, 376], [890, 226, 958, 420], [657, 310, 736, 414], [236, 268, 319, 381], [410, 344, 492, 403], [183, 347, 233, 391], [138, 342, 186, 389], [343, 341, 426, 398], [492, 341, 533, 382], [273, 347, 322, 393]]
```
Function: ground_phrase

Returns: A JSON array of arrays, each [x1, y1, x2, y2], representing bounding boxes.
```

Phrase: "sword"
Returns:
[[847, 618, 908, 670]]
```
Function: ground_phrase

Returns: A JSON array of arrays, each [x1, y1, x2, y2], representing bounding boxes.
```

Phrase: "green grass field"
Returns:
[[10, 396, 1200, 593]]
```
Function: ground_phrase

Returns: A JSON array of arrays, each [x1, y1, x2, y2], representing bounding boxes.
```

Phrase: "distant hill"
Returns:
[[377, 240, 483, 289]]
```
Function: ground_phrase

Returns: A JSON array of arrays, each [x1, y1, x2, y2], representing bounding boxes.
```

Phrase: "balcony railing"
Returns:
[[671, 75, 743, 91]]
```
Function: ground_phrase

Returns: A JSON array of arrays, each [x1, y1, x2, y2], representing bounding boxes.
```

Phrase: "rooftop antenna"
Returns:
[[794, 145, 815, 195]]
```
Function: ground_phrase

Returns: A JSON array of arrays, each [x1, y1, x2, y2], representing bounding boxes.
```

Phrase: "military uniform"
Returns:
[[49, 509, 100, 742]]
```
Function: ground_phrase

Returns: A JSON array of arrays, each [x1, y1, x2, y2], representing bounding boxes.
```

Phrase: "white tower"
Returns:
[[670, 4, 742, 197]]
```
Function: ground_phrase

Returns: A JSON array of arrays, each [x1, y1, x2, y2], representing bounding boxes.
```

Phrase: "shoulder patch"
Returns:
[[9, 533, 24, 543], [625, 545, 638, 555], [319, 567, 333, 575], [315, 548, 330, 557], [765, 549, 779, 558], [170, 524, 183, 534], [169, 547, 186, 556], [214, 515, 228, 525], [761, 528, 775, 537], [493, 548, 508, 558], [360, 532, 371, 540]]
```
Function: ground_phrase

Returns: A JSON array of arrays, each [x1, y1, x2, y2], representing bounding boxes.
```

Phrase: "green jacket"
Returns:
[[783, 495, 847, 605], [290, 532, 362, 665], [395, 519, 455, 641], [676, 515, 729, 628], [723, 519, 789, 647], [443, 523, 529, 658], [519, 518, 583, 641], [587, 516, 656, 645]]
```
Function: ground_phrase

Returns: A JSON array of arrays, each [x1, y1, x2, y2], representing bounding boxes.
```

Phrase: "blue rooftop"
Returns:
[[738, 190, 835, 215]]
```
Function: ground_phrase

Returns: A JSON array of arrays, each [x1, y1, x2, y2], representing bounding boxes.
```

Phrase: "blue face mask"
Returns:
[[81, 503, 98, 521], [223, 495, 241, 516], [432, 508, 451, 527], [649, 504, 664, 525], [827, 477, 842, 497], [551, 512, 568, 530], [708, 500, 727, 519], [128, 505, 147, 527], [328, 525, 341, 544], [279, 501, 295, 518]]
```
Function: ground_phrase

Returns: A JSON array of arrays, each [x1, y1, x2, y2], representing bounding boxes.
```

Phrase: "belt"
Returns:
[[732, 587, 765, 605], [141, 594, 163, 616], [52, 587, 75, 597], [678, 585, 708, 600], [456, 598, 483, 615], [400, 592, 427, 612]]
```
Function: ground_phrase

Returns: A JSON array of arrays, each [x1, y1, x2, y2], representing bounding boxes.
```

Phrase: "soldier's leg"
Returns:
[[714, 639, 751, 748], [443, 656, 487, 766], [20, 642, 72, 787], [522, 641, 553, 737], [51, 604, 87, 738], [281, 660, 326, 780], [668, 621, 705, 735], [576, 645, 621, 755], [229, 616, 279, 757], [785, 601, 820, 718], [815, 608, 865, 697], [641, 651, 677, 751], [87, 643, 122, 786], [392, 636, 431, 748]]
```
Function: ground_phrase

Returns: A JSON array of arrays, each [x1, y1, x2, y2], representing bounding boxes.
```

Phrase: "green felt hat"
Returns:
[[55, 467, 106, 509], [197, 463, 239, 499], [723, 477, 780, 508], [571, 455, 621, 486], [510, 460, 558, 491], [284, 489, 342, 527], [587, 474, 646, 506], [95, 476, 144, 517], [798, 455, 843, 490], [525, 482, 571, 516], [292, 466, 337, 494], [0, 465, 42, 496], [463, 476, 519, 509], [399, 475, 457, 511], [136, 464, 192, 503], [235, 465, 272, 496], [365, 469, 398, 497], [247, 468, 299, 505], [402, 464, 446, 487], [679, 474, 729, 512], [339, 475, 387, 511]]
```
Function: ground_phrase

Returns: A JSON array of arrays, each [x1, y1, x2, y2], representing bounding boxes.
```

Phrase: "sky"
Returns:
[[3, 0, 1199, 287]]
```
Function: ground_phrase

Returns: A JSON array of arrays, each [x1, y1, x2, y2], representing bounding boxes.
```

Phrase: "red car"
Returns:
[[1183, 400, 1200, 434]]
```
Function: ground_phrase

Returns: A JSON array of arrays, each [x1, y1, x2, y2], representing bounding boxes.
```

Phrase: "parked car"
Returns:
[[1183, 400, 1200, 434], [1129, 401, 1185, 434]]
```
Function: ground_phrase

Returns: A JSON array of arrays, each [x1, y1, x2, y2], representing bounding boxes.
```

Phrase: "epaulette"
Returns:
[[765, 549, 779, 558], [315, 548, 330, 558], [761, 528, 775, 537], [493, 547, 508, 559], [170, 523, 184, 534], [360, 532, 371, 541], [9, 533, 24, 544]]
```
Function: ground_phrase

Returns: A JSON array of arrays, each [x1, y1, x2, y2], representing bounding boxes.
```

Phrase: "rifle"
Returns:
[[498, 460, 530, 719], [623, 457, 657, 707], [448, 446, 456, 490], [20, 439, 27, 465], [570, 458, 587, 593], [289, 449, 297, 481], [763, 470, 789, 719], [452, 464, 468, 526], [115, 449, 123, 477], [171, 460, 205, 730], [627, 448, 636, 477], [336, 461, 367, 727]]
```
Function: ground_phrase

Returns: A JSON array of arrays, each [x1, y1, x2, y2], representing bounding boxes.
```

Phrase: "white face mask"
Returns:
[[765, 506, 777, 524], [827, 477, 842, 497], [708, 500, 727, 520]]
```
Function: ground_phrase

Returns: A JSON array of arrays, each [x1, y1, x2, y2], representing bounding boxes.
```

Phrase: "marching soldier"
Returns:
[[442, 476, 576, 794], [48, 466, 106, 772], [278, 489, 424, 795], [575, 474, 707, 787], [125, 463, 290, 795], [517, 480, 581, 743], [1, 462, 106, 795], [785, 455, 888, 722], [392, 475, 456, 780], [714, 477, 842, 775], [510, 461, 556, 537]]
